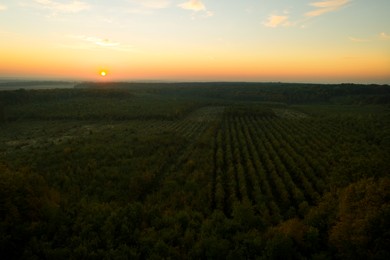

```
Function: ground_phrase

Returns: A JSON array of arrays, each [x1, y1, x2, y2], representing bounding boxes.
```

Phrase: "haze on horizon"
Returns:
[[0, 0, 389, 84]]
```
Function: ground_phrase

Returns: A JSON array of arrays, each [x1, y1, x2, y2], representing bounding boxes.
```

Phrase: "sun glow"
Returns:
[[100, 71, 107, 77]]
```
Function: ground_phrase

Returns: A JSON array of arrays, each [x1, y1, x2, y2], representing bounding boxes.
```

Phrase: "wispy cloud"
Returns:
[[263, 15, 291, 28], [306, 0, 350, 17], [348, 36, 370, 43], [129, 0, 171, 9], [178, 0, 206, 12], [245, 7, 253, 14], [126, 0, 171, 15], [178, 0, 213, 18], [380, 32, 390, 40], [347, 33, 390, 43], [80, 36, 120, 47], [31, 0, 90, 14], [262, 1, 351, 28], [0, 4, 7, 11], [65, 35, 135, 52]]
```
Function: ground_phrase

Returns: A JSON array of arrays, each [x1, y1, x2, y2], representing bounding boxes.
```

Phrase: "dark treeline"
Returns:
[[0, 81, 72, 88], [1, 82, 389, 106], [0, 83, 389, 259], [0, 88, 133, 105], [75, 81, 390, 104]]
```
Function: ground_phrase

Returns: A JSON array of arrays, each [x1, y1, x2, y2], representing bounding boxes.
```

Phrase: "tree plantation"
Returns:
[[0, 83, 389, 259]]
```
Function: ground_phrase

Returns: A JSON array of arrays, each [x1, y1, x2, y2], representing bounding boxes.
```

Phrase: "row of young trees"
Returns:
[[210, 110, 333, 223]]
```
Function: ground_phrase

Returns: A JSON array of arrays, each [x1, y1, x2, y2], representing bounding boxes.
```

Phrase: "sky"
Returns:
[[0, 0, 389, 83]]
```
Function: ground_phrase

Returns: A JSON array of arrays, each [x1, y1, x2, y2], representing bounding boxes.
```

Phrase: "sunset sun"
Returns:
[[100, 71, 107, 77]]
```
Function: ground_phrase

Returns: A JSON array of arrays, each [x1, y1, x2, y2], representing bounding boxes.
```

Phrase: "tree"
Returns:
[[329, 177, 390, 259]]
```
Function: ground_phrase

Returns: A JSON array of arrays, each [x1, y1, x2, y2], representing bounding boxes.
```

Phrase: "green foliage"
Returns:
[[328, 178, 390, 259], [0, 84, 389, 258]]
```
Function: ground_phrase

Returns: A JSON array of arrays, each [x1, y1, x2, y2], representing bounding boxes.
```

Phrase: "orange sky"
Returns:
[[0, 0, 389, 84]]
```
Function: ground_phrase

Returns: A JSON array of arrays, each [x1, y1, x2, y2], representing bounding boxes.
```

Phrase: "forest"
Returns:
[[0, 82, 389, 259]]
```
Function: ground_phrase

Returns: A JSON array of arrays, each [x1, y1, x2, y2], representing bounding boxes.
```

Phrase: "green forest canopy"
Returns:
[[0, 82, 389, 259]]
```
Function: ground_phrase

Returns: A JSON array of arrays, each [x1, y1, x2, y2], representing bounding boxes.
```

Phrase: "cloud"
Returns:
[[66, 35, 135, 52], [348, 36, 370, 43], [179, 0, 206, 12], [32, 0, 90, 13], [126, 0, 171, 15], [0, 4, 7, 11], [126, 8, 153, 15], [380, 32, 390, 40], [348, 33, 390, 43], [306, 0, 350, 17], [129, 0, 171, 9], [85, 37, 120, 47], [178, 0, 213, 18], [263, 15, 291, 28], [70, 35, 119, 47]]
